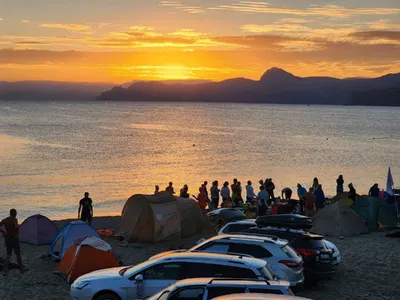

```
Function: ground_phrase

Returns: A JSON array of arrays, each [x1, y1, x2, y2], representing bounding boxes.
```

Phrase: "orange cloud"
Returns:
[[169, 29, 207, 37], [209, 2, 400, 18], [241, 24, 309, 33], [40, 23, 91, 31], [160, 1, 205, 14]]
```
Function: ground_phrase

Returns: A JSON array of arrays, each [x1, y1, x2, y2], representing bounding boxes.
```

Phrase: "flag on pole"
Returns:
[[387, 167, 394, 195]]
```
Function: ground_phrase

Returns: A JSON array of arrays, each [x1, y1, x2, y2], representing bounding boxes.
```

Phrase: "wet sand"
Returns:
[[0, 216, 399, 300]]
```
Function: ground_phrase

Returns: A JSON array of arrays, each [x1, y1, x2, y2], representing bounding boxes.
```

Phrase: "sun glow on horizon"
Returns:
[[1, 0, 400, 82]]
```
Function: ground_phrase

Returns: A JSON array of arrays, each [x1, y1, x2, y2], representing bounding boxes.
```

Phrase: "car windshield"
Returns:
[[118, 267, 130, 276], [123, 260, 155, 277]]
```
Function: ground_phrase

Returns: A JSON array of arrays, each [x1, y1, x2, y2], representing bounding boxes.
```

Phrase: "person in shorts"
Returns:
[[0, 209, 25, 275], [78, 192, 93, 225]]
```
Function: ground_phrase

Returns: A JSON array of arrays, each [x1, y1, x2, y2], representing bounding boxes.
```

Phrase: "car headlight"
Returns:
[[72, 281, 90, 290]]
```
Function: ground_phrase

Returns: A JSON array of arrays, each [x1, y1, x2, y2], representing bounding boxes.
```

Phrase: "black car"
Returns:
[[240, 226, 334, 283]]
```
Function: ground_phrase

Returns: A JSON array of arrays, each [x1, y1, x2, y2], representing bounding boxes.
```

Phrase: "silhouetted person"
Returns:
[[348, 183, 356, 203], [257, 185, 270, 205], [281, 187, 292, 200], [258, 198, 267, 217], [235, 181, 243, 206], [193, 187, 207, 212], [154, 185, 160, 194], [297, 184, 307, 199], [0, 209, 25, 275], [246, 181, 255, 203], [180, 184, 189, 198], [210, 181, 220, 210], [259, 179, 265, 190], [231, 178, 240, 204], [221, 181, 231, 207], [78, 192, 93, 225], [165, 182, 175, 194], [312, 177, 319, 192], [297, 184, 307, 214], [301, 188, 316, 217], [203, 181, 209, 200], [265, 178, 275, 201], [369, 183, 380, 198], [336, 175, 344, 195], [314, 184, 325, 211]]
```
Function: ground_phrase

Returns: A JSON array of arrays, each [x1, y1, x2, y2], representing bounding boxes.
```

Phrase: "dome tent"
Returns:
[[113, 192, 204, 243], [311, 202, 369, 237], [19, 214, 59, 245], [49, 221, 100, 260], [351, 196, 398, 231], [56, 236, 119, 283]]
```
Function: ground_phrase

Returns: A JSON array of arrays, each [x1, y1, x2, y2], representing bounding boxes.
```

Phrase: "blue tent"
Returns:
[[49, 221, 100, 260]]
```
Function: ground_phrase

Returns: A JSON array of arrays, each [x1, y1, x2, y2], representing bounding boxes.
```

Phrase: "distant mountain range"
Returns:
[[0, 81, 115, 101], [98, 68, 400, 106], [1, 68, 400, 106]]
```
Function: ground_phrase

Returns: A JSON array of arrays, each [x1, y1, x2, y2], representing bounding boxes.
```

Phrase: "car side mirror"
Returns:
[[135, 274, 144, 283]]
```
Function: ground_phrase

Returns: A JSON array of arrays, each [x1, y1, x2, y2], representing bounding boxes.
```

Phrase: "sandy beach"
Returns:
[[0, 216, 399, 300]]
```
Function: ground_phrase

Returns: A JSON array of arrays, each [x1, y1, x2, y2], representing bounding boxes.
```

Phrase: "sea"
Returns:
[[1, 100, 399, 221]]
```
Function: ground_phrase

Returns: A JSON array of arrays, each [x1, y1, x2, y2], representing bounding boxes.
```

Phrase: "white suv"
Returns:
[[71, 252, 281, 300], [148, 278, 294, 300], [150, 235, 303, 288]]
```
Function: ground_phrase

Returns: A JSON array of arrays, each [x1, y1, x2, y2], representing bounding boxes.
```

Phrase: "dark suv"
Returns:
[[240, 227, 334, 282]]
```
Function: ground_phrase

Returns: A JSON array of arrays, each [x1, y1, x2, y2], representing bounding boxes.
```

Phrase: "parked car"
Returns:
[[70, 252, 278, 300], [150, 235, 303, 288], [212, 293, 312, 300], [239, 227, 334, 282], [148, 278, 294, 300], [219, 220, 341, 265]]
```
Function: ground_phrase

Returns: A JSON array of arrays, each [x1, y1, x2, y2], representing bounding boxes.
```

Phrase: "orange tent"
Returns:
[[56, 237, 119, 283]]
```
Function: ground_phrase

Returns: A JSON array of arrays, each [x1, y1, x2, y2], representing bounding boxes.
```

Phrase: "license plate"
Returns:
[[321, 254, 330, 260]]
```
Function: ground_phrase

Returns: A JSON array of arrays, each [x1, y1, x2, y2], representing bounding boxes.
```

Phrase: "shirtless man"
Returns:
[[0, 209, 25, 275]]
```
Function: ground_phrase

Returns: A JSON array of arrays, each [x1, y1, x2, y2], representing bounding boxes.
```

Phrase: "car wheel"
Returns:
[[95, 293, 120, 300]]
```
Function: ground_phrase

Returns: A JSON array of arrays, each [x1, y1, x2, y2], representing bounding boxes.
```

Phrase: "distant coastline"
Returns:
[[1, 67, 400, 106]]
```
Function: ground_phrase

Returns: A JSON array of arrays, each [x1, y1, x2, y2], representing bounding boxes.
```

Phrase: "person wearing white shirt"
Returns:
[[246, 181, 255, 203]]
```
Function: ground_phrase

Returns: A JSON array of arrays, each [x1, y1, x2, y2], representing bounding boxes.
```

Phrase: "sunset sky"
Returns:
[[1, 0, 400, 82]]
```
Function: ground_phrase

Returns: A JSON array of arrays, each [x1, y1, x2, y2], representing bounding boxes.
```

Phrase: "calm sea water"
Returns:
[[1, 100, 399, 221]]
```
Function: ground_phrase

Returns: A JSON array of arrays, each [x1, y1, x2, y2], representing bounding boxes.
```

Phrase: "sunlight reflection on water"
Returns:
[[1, 101, 399, 220]]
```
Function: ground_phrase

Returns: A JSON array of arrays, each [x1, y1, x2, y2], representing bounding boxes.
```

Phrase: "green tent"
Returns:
[[351, 197, 398, 231]]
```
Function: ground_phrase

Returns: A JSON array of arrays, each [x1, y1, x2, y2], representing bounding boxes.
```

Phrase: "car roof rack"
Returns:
[[208, 278, 270, 285], [190, 250, 254, 258], [228, 232, 281, 241]]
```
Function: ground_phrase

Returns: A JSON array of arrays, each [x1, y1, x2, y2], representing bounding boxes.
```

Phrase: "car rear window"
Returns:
[[223, 224, 254, 233], [207, 287, 246, 299], [281, 245, 299, 258], [301, 238, 327, 250], [228, 244, 272, 258], [257, 267, 274, 280], [248, 288, 283, 295]]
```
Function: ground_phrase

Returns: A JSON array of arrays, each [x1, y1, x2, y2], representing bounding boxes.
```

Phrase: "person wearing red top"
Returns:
[[193, 187, 207, 211]]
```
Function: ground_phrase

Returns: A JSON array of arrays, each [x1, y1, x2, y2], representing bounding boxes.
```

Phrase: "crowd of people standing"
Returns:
[[154, 175, 383, 218]]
